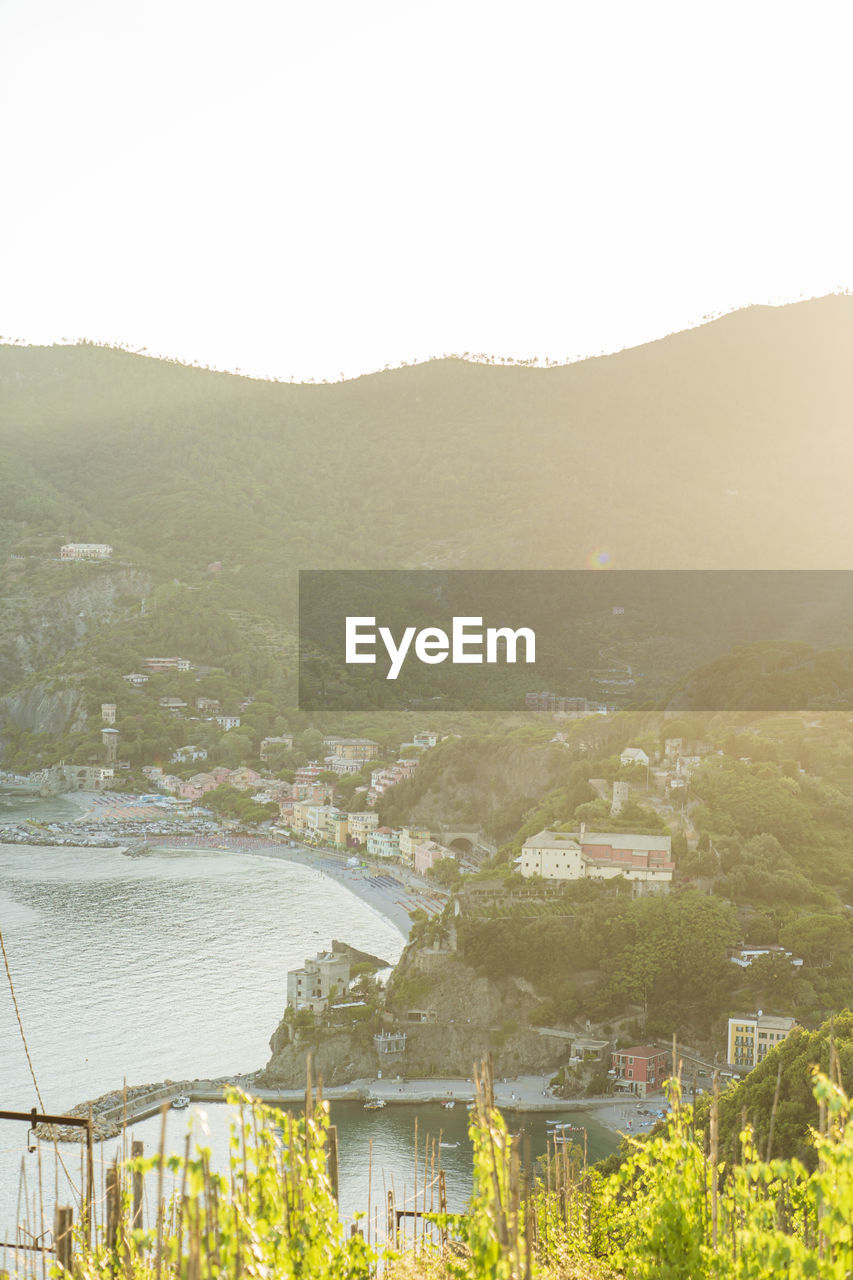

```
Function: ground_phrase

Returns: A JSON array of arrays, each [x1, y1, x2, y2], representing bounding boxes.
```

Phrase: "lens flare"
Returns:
[[586, 548, 612, 570]]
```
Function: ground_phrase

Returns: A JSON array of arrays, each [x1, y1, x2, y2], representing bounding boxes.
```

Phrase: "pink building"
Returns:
[[413, 842, 455, 876]]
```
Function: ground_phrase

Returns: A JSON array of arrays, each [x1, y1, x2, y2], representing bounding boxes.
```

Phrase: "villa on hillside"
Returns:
[[519, 829, 673, 894]]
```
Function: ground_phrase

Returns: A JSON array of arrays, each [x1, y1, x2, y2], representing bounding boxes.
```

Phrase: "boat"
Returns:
[[363, 1099, 386, 1110], [439, 1141, 459, 1149], [171, 1095, 191, 1110]]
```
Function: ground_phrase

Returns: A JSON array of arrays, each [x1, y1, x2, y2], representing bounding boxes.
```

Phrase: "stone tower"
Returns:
[[101, 727, 119, 763], [611, 780, 630, 816]]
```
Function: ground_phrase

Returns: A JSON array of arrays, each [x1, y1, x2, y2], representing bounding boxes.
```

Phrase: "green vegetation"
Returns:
[[51, 1059, 853, 1280], [531, 1066, 853, 1279], [458, 890, 737, 1038], [201, 784, 278, 824], [696, 1011, 853, 1167]]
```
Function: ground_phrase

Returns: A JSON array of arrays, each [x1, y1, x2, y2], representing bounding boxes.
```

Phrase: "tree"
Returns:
[[780, 914, 853, 967], [426, 857, 462, 890]]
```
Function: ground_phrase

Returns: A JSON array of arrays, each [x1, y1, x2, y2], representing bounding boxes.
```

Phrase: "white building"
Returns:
[[520, 832, 585, 879], [729, 945, 803, 969], [620, 747, 649, 768], [520, 829, 674, 894], [286, 950, 351, 1013], [367, 827, 401, 860], [215, 714, 241, 731], [60, 543, 113, 560]]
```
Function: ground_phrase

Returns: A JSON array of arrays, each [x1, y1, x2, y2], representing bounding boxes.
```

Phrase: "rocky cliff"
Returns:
[[0, 562, 150, 739], [259, 941, 565, 1088]]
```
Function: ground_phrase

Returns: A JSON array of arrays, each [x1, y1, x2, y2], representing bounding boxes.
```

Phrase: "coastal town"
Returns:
[[0, 663, 807, 1084]]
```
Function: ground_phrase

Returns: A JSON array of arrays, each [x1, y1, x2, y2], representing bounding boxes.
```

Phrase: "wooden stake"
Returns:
[[53, 1206, 73, 1274], [327, 1125, 339, 1200], [106, 1162, 120, 1255], [131, 1141, 144, 1232]]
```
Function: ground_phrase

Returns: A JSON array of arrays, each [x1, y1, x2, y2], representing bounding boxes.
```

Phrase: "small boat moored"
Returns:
[[171, 1095, 191, 1110]]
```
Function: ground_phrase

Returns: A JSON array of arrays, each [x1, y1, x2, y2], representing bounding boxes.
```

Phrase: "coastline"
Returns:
[[151, 836, 448, 940], [1, 793, 648, 1141], [1, 787, 447, 940]]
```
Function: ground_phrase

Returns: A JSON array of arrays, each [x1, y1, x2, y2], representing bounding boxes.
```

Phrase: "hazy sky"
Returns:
[[3, 1, 852, 380]]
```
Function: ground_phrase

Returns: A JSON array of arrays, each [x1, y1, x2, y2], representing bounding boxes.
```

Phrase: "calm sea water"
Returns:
[[0, 793, 617, 1239]]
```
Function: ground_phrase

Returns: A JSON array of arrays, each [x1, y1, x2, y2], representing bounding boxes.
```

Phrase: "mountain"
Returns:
[[2, 295, 853, 706]]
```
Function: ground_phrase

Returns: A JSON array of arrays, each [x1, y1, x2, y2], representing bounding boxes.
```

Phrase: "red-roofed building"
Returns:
[[611, 1045, 670, 1096]]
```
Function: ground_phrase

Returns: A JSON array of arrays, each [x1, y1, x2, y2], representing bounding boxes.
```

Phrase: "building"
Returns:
[[413, 731, 439, 748], [520, 829, 674, 894], [367, 827, 401, 860], [399, 825, 432, 865], [230, 767, 262, 790], [525, 692, 608, 716], [348, 811, 380, 845], [520, 832, 585, 879], [100, 703, 116, 725], [294, 764, 323, 786], [728, 945, 803, 969], [367, 759, 419, 805], [286, 950, 351, 1013], [42, 763, 115, 792], [187, 771, 219, 795], [196, 697, 221, 713], [123, 672, 149, 686], [323, 737, 380, 762], [374, 1030, 407, 1061], [292, 803, 348, 846], [158, 697, 188, 713], [260, 735, 294, 762], [324, 754, 364, 776], [611, 1045, 670, 1096], [101, 728, 119, 763], [60, 543, 112, 560], [620, 747, 649, 768], [144, 656, 192, 673], [580, 832, 673, 892], [727, 1013, 798, 1069], [215, 714, 241, 731], [413, 841, 455, 876], [171, 745, 208, 764], [610, 780, 630, 815]]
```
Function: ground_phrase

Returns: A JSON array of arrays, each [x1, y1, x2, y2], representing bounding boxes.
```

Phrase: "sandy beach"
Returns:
[[153, 835, 447, 939], [30, 790, 447, 939]]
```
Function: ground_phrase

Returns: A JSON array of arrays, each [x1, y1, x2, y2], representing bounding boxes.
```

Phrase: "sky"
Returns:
[[3, 0, 853, 381]]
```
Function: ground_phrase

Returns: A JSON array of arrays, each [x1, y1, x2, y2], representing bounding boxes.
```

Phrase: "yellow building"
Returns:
[[399, 826, 432, 865], [348, 811, 380, 844], [727, 1012, 797, 1068]]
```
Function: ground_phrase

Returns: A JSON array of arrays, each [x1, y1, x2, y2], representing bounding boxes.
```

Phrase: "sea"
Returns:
[[0, 790, 617, 1243]]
